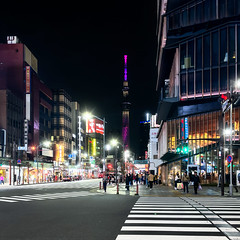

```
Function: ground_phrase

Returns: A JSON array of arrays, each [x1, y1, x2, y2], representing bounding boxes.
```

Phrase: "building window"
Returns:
[[212, 68, 219, 92], [229, 66, 236, 87], [220, 28, 228, 65], [203, 70, 210, 93], [188, 40, 194, 69], [196, 71, 202, 94], [220, 67, 227, 90], [196, 37, 202, 69], [180, 74, 186, 96], [229, 26, 236, 64], [188, 71, 194, 95], [180, 44, 187, 70], [203, 34, 210, 68], [211, 31, 219, 67], [219, 0, 226, 18]]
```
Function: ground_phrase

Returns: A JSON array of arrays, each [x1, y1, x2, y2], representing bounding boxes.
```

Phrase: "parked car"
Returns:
[[62, 176, 71, 182]]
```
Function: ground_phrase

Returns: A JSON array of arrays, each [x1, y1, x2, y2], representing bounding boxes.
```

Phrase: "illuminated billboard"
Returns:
[[86, 118, 104, 135]]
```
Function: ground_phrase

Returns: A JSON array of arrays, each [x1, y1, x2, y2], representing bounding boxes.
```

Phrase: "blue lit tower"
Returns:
[[122, 55, 131, 150]]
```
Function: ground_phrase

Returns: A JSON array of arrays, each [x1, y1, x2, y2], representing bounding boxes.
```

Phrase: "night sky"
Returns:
[[0, 1, 158, 156]]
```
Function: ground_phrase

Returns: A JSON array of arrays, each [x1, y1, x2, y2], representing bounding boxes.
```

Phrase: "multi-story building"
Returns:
[[156, 0, 240, 185], [148, 115, 161, 174], [0, 36, 54, 183], [52, 89, 72, 168]]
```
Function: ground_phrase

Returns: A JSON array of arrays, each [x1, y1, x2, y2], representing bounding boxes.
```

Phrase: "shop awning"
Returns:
[[160, 152, 188, 163]]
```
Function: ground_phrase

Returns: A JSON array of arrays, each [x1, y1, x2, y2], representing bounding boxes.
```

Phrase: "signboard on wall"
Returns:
[[95, 119, 104, 135], [87, 119, 95, 133], [26, 66, 31, 93], [86, 118, 104, 135]]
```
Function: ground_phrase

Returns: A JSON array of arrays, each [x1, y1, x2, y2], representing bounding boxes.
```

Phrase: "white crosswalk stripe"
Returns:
[[0, 191, 102, 203], [115, 197, 240, 240]]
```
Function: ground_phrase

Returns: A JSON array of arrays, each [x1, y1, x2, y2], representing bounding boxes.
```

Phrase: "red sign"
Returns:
[[87, 119, 95, 133], [95, 119, 104, 135], [145, 151, 148, 160], [86, 118, 104, 135], [26, 66, 31, 93]]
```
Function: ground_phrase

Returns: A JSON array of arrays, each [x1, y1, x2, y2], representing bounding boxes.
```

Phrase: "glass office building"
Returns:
[[156, 0, 240, 185]]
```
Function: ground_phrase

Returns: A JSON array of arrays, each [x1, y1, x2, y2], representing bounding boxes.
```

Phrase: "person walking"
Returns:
[[233, 172, 239, 193], [174, 172, 180, 190], [148, 172, 154, 190], [192, 171, 200, 194], [125, 173, 130, 191], [182, 171, 190, 193], [0, 175, 3, 185], [102, 175, 108, 192]]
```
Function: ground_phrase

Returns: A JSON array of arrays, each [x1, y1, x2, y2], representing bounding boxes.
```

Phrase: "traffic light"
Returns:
[[183, 145, 189, 154], [176, 146, 181, 153], [31, 146, 36, 151]]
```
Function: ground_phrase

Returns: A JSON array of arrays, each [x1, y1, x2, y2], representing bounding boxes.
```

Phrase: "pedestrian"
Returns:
[[135, 173, 139, 184], [0, 175, 3, 185], [174, 172, 180, 190], [148, 172, 154, 190], [192, 171, 200, 194], [233, 172, 239, 193], [102, 175, 108, 192], [159, 174, 162, 184], [182, 171, 190, 193], [125, 173, 130, 191]]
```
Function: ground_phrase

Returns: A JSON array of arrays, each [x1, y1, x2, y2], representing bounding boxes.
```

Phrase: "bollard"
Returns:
[[135, 183, 139, 195], [99, 181, 102, 190], [117, 183, 119, 194]]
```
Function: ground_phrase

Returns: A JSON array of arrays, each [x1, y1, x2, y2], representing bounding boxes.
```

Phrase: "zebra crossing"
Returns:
[[116, 197, 240, 240], [0, 179, 101, 191], [0, 191, 102, 203]]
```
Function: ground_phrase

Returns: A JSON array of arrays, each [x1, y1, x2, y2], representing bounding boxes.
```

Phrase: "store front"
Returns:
[[159, 108, 240, 185]]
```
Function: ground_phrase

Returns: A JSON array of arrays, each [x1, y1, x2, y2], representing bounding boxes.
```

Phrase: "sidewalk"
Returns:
[[98, 183, 240, 197]]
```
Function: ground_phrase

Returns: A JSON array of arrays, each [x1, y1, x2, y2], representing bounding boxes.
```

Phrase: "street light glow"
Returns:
[[83, 111, 93, 120], [110, 139, 118, 147]]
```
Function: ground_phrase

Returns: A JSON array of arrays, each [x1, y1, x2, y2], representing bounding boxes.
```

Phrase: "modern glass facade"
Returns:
[[180, 23, 240, 98], [167, 0, 240, 31], [164, 107, 240, 183]]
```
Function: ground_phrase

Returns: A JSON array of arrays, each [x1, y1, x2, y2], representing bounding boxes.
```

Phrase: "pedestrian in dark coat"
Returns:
[[125, 173, 130, 191], [192, 171, 200, 194]]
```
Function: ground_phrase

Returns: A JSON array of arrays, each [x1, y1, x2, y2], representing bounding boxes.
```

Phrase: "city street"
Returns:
[[0, 179, 136, 240], [0, 180, 239, 239]]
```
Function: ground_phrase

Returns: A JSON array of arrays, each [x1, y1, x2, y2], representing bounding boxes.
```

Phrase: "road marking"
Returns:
[[116, 235, 228, 240]]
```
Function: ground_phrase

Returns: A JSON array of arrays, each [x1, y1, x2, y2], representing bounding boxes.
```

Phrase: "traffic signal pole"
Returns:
[[219, 113, 225, 196]]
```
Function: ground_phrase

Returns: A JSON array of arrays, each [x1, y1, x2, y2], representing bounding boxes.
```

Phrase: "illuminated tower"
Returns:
[[122, 55, 131, 150]]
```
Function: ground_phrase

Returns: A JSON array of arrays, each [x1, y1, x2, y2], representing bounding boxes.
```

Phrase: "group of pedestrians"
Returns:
[[175, 171, 201, 194]]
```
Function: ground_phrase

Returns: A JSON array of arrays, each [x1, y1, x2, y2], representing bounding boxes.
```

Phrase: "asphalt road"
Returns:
[[0, 180, 138, 240]]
